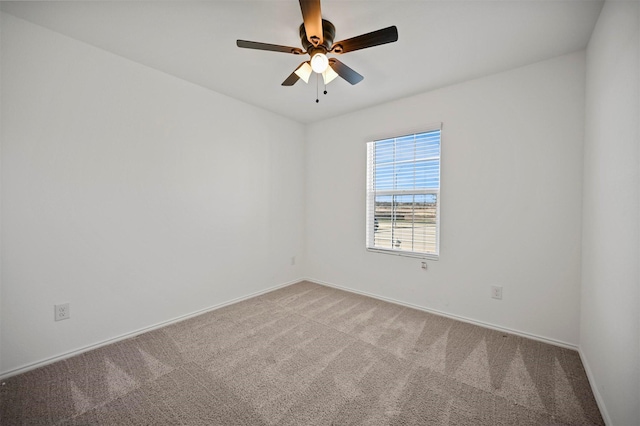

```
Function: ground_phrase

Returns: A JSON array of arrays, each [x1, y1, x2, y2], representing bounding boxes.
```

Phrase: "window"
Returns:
[[366, 126, 441, 259]]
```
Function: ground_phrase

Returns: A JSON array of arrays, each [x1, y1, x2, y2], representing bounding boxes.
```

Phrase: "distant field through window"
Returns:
[[366, 127, 441, 259]]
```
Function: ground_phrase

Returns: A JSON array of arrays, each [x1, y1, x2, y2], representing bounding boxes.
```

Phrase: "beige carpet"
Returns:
[[1, 281, 603, 425]]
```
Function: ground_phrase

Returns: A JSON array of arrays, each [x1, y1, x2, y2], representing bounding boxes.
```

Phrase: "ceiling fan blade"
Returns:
[[299, 0, 323, 46], [237, 40, 304, 55], [282, 72, 300, 86], [331, 26, 398, 54], [329, 58, 364, 85]]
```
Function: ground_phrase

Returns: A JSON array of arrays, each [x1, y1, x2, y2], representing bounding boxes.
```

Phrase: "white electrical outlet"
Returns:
[[55, 303, 70, 321], [491, 286, 503, 300], [291, 256, 296, 266]]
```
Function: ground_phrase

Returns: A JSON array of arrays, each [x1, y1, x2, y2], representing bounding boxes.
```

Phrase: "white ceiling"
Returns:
[[1, 0, 603, 124]]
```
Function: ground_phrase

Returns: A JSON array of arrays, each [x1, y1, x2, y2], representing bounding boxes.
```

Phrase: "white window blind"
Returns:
[[366, 127, 441, 258]]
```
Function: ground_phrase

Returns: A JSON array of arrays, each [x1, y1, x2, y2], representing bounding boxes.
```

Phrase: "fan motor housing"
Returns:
[[300, 19, 335, 54]]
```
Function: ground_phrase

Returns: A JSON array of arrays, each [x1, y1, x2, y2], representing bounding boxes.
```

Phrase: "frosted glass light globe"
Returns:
[[310, 53, 329, 73]]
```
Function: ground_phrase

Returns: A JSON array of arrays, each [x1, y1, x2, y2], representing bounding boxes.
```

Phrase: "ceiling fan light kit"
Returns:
[[322, 66, 339, 85], [236, 0, 398, 101], [294, 62, 313, 83]]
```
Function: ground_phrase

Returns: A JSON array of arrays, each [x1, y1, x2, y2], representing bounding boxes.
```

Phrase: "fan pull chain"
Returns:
[[316, 73, 319, 103]]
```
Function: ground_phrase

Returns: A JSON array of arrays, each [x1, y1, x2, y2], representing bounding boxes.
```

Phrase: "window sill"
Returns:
[[366, 247, 439, 261]]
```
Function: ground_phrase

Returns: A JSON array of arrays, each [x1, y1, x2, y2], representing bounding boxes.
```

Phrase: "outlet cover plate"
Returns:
[[55, 303, 70, 321], [491, 286, 503, 300]]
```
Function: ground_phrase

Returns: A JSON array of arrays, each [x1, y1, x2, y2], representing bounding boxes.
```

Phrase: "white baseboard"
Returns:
[[578, 348, 611, 425], [303, 277, 578, 351], [1, 276, 580, 379], [0, 278, 301, 380], [4, 276, 607, 421]]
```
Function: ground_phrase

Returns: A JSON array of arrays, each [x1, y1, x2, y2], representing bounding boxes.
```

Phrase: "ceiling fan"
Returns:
[[236, 0, 398, 88]]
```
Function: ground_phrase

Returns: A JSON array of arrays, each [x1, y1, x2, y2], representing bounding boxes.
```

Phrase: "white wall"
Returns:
[[581, 1, 640, 424], [0, 13, 305, 375], [0, 11, 3, 372], [306, 52, 586, 346]]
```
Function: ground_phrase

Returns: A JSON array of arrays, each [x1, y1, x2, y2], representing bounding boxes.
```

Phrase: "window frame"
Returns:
[[365, 125, 442, 260]]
